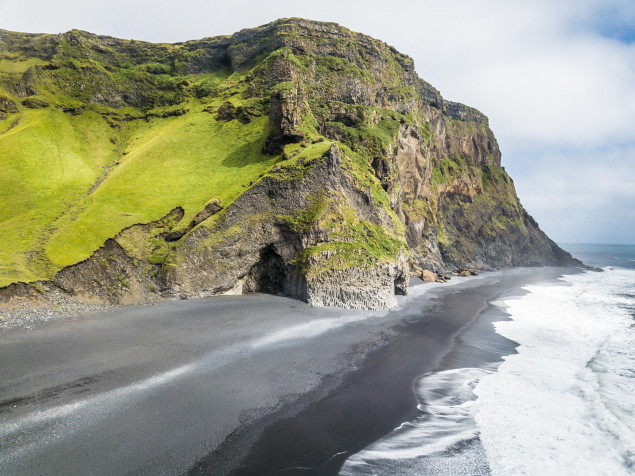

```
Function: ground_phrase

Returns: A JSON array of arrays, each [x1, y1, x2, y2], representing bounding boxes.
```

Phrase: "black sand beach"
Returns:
[[0, 267, 573, 475], [204, 267, 572, 475]]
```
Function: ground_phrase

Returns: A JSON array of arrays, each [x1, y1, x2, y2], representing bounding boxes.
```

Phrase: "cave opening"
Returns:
[[245, 245, 286, 295], [394, 273, 408, 296]]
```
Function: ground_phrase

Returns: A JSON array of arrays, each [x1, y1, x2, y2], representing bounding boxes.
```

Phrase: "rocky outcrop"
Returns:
[[0, 95, 19, 113], [264, 88, 308, 153], [54, 239, 158, 304]]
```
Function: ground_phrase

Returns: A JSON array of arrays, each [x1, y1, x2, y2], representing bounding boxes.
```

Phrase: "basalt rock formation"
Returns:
[[0, 19, 582, 310]]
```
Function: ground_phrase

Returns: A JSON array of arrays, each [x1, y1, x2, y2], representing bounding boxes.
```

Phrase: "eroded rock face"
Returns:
[[54, 239, 158, 305], [0, 95, 19, 113], [264, 88, 307, 153], [163, 144, 409, 310]]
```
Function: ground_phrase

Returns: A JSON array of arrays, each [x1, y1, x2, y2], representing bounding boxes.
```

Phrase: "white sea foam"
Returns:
[[340, 368, 490, 475], [475, 268, 635, 476], [341, 266, 635, 475]]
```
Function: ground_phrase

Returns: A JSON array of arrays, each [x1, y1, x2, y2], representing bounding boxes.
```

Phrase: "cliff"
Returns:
[[0, 19, 581, 310]]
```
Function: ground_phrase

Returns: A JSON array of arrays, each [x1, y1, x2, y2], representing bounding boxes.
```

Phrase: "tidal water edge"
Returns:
[[341, 244, 635, 476]]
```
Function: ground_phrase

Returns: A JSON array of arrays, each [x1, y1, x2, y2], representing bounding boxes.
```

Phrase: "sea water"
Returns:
[[340, 244, 635, 475]]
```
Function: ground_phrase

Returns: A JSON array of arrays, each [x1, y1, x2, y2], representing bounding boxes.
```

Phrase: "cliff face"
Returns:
[[164, 144, 409, 310], [0, 19, 581, 310]]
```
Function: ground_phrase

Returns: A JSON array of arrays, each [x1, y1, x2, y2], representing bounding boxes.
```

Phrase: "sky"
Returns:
[[1, 0, 634, 244]]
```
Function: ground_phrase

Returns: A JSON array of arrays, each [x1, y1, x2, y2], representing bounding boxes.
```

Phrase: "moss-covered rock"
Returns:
[[0, 95, 19, 113], [22, 96, 49, 108]]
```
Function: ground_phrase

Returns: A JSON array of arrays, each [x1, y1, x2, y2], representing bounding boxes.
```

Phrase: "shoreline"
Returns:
[[0, 265, 586, 333], [189, 267, 578, 475], [0, 267, 579, 475]]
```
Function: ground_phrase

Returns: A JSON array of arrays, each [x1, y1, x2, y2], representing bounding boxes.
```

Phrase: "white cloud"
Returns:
[[509, 143, 635, 244], [357, 0, 635, 148]]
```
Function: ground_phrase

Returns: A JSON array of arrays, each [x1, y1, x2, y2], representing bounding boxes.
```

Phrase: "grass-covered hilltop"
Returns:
[[0, 18, 581, 310]]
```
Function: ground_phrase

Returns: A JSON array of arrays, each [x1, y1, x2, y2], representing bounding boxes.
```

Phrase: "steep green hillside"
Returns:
[[0, 98, 282, 286]]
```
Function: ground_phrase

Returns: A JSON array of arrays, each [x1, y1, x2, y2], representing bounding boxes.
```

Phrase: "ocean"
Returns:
[[340, 244, 635, 475]]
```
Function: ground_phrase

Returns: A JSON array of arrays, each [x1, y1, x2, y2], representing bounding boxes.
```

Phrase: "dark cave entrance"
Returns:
[[245, 245, 286, 295], [394, 272, 408, 296]]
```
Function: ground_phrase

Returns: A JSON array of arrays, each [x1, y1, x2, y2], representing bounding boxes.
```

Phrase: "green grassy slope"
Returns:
[[0, 107, 117, 285], [0, 103, 280, 287], [44, 110, 276, 269]]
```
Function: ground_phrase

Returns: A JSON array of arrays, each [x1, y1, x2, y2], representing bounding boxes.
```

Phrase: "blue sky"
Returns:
[[1, 0, 634, 244]]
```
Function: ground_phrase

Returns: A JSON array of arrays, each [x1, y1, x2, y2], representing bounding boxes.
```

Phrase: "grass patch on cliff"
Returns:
[[294, 217, 404, 278], [480, 164, 509, 192], [268, 141, 334, 180], [432, 154, 469, 189], [278, 191, 328, 233], [0, 56, 48, 75], [293, 195, 406, 278], [314, 55, 375, 83], [402, 199, 429, 220], [339, 145, 390, 208], [323, 116, 401, 158]]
